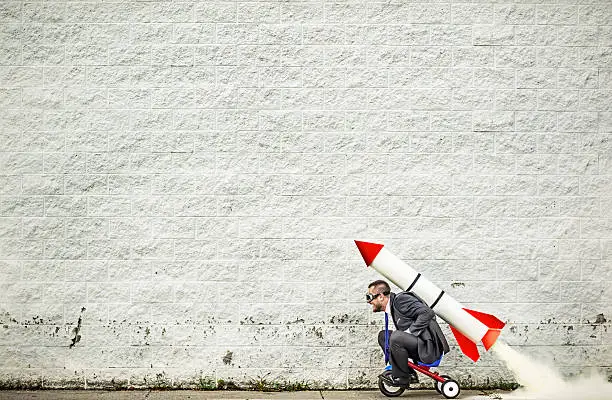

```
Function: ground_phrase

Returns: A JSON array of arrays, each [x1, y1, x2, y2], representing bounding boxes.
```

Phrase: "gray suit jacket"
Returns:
[[390, 291, 451, 364]]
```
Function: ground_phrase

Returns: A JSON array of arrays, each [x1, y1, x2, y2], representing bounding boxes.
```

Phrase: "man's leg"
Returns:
[[389, 330, 419, 380], [377, 329, 388, 357], [377, 330, 419, 381], [377, 329, 391, 358]]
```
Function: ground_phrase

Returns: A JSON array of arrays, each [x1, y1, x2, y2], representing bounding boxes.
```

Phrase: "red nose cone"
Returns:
[[354, 241, 384, 266]]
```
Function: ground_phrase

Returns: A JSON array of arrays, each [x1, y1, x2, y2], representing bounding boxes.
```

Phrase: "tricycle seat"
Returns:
[[417, 353, 444, 368]]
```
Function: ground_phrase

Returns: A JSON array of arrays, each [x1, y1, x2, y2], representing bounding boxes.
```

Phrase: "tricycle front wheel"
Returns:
[[378, 376, 406, 397]]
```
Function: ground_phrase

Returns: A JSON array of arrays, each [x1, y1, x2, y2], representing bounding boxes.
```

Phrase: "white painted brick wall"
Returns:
[[0, 0, 611, 390]]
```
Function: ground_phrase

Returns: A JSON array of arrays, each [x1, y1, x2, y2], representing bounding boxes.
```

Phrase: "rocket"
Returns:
[[355, 240, 505, 362]]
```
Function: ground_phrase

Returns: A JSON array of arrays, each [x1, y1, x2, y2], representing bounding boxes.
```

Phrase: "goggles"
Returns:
[[366, 293, 381, 303]]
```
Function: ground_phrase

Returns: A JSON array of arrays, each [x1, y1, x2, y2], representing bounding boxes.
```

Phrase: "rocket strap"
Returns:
[[406, 273, 421, 292], [430, 290, 445, 309]]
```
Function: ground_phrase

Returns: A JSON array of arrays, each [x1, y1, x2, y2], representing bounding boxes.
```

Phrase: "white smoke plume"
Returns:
[[490, 341, 612, 400]]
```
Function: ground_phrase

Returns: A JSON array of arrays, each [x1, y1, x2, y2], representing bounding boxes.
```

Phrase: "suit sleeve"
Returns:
[[395, 293, 435, 337]]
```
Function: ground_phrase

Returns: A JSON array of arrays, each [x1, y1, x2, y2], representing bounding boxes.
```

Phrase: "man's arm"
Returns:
[[395, 293, 435, 337]]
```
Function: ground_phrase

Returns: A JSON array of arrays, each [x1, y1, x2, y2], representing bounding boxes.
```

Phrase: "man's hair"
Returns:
[[368, 279, 391, 296]]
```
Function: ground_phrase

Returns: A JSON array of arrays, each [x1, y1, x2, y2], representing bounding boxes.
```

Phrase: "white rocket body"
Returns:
[[356, 241, 505, 362]]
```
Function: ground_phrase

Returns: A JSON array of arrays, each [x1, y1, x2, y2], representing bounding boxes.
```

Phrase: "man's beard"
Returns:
[[373, 303, 384, 312]]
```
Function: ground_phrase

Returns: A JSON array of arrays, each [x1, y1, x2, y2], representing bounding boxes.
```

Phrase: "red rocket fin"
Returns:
[[463, 308, 505, 329], [450, 325, 480, 362], [482, 328, 502, 351], [463, 308, 505, 350], [354, 241, 384, 267]]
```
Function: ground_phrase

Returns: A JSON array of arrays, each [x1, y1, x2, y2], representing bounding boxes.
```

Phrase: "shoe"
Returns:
[[408, 372, 419, 384], [381, 375, 410, 387]]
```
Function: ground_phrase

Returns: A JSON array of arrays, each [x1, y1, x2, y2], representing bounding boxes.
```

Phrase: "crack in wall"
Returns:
[[69, 308, 86, 349]]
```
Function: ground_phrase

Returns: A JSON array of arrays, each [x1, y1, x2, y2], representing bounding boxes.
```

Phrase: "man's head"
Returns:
[[367, 279, 391, 312]]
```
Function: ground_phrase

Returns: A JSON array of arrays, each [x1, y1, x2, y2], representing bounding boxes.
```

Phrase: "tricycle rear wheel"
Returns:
[[434, 374, 452, 393], [440, 379, 460, 399]]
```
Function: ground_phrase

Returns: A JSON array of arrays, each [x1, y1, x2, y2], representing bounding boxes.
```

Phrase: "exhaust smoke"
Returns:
[[491, 341, 612, 400]]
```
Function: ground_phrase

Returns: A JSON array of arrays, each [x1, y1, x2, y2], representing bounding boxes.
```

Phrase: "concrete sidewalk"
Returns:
[[0, 390, 506, 400]]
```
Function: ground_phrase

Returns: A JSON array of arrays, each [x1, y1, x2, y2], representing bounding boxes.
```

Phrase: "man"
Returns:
[[367, 279, 450, 386]]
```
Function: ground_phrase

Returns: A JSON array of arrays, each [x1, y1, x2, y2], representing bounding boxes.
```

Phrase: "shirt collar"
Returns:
[[385, 296, 391, 314]]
